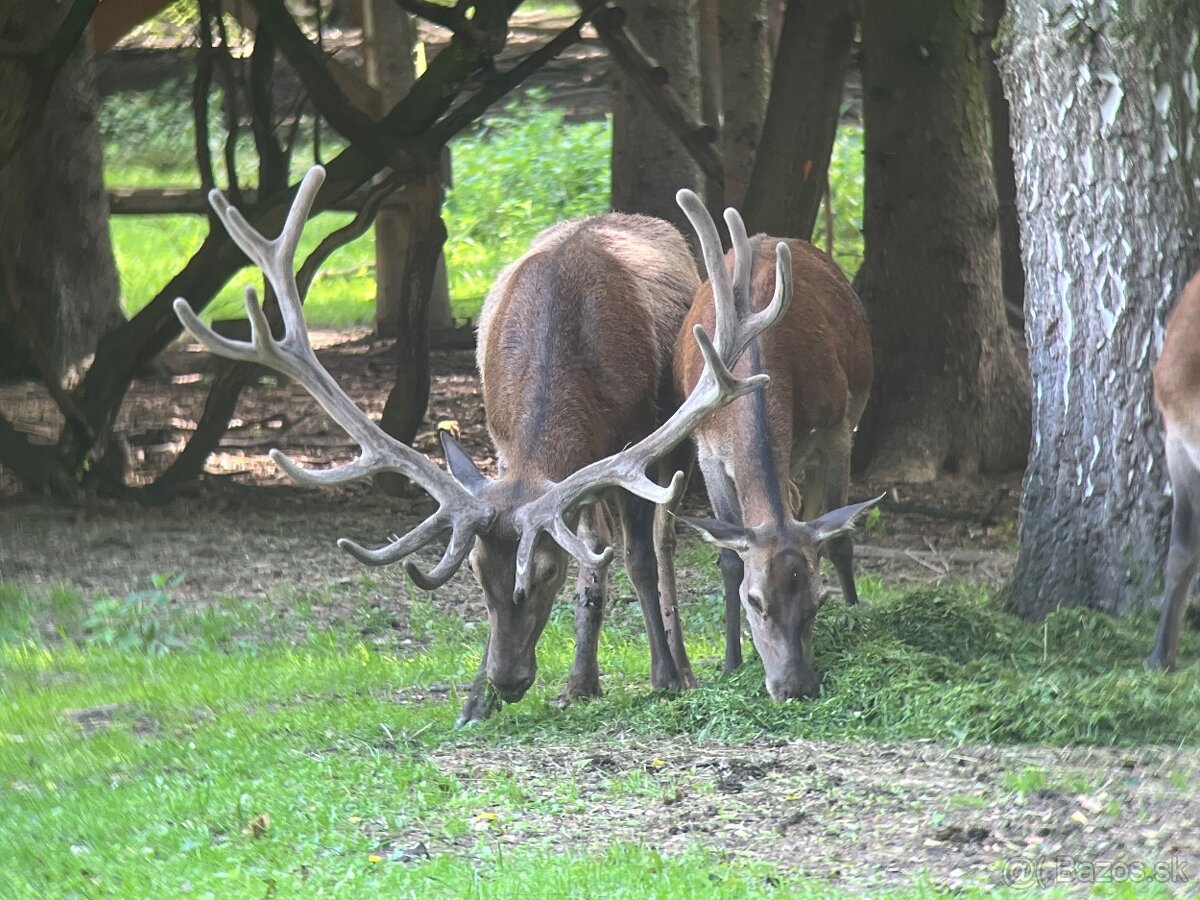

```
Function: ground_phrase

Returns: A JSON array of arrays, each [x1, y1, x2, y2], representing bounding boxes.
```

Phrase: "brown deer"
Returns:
[[672, 198, 879, 701], [1147, 270, 1200, 671], [174, 167, 790, 724]]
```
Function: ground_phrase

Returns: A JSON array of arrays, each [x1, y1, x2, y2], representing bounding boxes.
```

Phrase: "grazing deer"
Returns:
[[174, 167, 790, 723], [672, 196, 880, 701], [1147, 270, 1200, 671]]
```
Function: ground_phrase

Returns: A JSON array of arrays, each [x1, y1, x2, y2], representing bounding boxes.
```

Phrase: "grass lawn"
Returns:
[[2, 571, 1196, 897]]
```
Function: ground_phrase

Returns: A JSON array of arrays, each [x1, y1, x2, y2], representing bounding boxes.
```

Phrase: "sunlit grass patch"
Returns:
[[2, 573, 1197, 895]]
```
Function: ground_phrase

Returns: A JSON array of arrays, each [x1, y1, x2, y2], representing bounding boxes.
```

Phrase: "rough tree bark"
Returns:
[[0, 4, 123, 382], [741, 0, 856, 239], [999, 0, 1200, 618], [716, 0, 771, 210], [610, 0, 704, 232], [855, 0, 1029, 482], [983, 0, 1025, 327]]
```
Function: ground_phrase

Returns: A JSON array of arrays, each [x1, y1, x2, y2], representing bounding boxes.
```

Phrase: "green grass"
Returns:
[[102, 91, 866, 330], [1, 574, 1194, 895]]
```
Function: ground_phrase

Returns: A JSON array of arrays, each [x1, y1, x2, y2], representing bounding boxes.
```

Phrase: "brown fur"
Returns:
[[480, 214, 699, 482], [674, 237, 872, 520], [1148, 269, 1200, 672], [1155, 270, 1200, 444]]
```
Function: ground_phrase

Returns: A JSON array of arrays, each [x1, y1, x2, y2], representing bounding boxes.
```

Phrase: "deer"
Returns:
[[671, 198, 880, 701], [1147, 269, 1200, 672], [173, 166, 792, 724]]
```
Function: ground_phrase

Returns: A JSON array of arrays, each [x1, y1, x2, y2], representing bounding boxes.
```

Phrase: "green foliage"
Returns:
[[826, 123, 865, 278], [102, 86, 866, 328], [442, 93, 611, 317], [83, 575, 188, 655], [102, 92, 611, 328]]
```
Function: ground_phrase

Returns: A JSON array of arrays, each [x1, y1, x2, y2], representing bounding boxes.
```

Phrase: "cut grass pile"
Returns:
[[0, 572, 1196, 895]]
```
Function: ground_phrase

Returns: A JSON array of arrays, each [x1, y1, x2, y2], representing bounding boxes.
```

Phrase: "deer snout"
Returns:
[[489, 665, 536, 702], [766, 668, 821, 701]]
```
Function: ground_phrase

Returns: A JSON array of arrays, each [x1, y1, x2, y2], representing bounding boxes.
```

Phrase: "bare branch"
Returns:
[[590, 4, 723, 186]]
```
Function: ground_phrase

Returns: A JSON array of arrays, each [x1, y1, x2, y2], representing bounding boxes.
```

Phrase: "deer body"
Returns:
[[461, 214, 702, 714], [174, 169, 791, 725], [1147, 270, 1200, 671], [675, 236, 878, 700]]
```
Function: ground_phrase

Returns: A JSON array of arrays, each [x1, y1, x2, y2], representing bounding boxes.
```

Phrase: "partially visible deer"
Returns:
[[672, 197, 880, 701], [1147, 270, 1200, 671], [174, 167, 791, 723]]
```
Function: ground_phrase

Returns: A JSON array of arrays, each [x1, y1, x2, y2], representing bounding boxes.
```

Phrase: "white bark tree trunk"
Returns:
[[1000, 0, 1200, 617]]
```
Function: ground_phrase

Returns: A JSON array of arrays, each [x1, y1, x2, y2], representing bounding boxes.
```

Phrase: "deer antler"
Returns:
[[509, 189, 793, 600], [173, 166, 494, 588]]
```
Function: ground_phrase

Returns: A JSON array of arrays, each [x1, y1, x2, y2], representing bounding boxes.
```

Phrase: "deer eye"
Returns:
[[746, 592, 766, 616]]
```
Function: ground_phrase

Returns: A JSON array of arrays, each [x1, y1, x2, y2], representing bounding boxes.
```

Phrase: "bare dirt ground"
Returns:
[[13, 337, 1186, 893], [382, 739, 1199, 892], [0, 334, 1018, 617]]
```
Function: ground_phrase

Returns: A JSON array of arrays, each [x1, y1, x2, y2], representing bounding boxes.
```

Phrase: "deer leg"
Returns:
[[822, 430, 862, 605], [655, 451, 697, 688], [700, 456, 746, 672], [1148, 439, 1200, 671], [567, 503, 613, 700], [456, 636, 502, 727], [620, 493, 682, 691]]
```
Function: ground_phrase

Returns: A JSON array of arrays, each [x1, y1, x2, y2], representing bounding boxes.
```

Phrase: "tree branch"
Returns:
[[590, 4, 723, 186], [431, 0, 605, 142], [247, 0, 386, 159]]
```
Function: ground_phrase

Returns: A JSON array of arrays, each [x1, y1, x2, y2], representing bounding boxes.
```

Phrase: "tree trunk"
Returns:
[[377, 173, 446, 493], [999, 0, 1200, 618], [716, 0, 771, 211], [0, 8, 122, 382], [982, 0, 1025, 329], [361, 0, 451, 336], [610, 0, 704, 232], [741, 0, 856, 239], [855, 0, 1029, 482]]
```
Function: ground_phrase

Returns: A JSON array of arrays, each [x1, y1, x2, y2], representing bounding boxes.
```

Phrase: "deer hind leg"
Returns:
[[654, 449, 697, 688], [456, 636, 502, 727], [567, 501, 614, 700], [823, 426, 863, 605], [1148, 434, 1200, 671], [699, 455, 746, 673], [620, 492, 682, 691]]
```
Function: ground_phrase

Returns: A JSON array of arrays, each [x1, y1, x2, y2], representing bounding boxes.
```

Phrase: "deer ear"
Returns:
[[440, 430, 489, 496], [677, 516, 751, 553], [808, 494, 885, 543]]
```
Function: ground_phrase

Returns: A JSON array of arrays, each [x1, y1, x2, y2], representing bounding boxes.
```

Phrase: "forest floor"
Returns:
[[2, 336, 1197, 897]]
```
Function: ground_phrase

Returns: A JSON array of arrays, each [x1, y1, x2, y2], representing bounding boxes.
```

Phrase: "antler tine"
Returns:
[[676, 189, 737, 355], [338, 511, 450, 566], [174, 164, 495, 588], [742, 242, 793, 354], [724, 207, 754, 319], [512, 509, 615, 603]]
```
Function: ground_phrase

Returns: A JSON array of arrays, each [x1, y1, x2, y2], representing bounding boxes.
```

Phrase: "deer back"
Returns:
[[479, 214, 700, 481], [674, 237, 872, 475]]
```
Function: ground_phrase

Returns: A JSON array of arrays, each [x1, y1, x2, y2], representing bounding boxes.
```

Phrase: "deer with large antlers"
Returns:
[[673, 214, 879, 701], [174, 167, 790, 723]]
